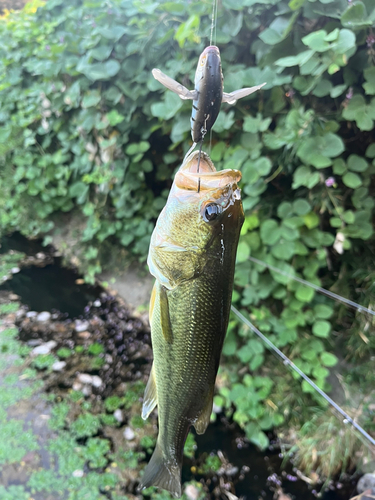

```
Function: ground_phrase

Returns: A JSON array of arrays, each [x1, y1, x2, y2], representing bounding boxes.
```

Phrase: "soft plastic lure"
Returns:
[[152, 45, 266, 164]]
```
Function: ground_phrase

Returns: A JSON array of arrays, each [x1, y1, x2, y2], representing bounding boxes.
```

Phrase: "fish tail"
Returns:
[[138, 440, 182, 498]]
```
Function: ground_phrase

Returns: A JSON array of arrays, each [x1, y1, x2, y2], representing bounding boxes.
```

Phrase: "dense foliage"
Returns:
[[1, 0, 374, 468]]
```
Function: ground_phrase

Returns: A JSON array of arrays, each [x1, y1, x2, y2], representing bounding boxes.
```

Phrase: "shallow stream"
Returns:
[[0, 234, 359, 500]]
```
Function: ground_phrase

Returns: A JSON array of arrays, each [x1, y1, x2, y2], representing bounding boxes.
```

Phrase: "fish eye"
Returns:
[[204, 203, 221, 222]]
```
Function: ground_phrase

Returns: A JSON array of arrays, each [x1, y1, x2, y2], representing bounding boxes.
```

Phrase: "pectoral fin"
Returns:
[[142, 364, 158, 420], [160, 285, 173, 344], [222, 82, 266, 105], [149, 282, 157, 323], [152, 68, 198, 100], [193, 387, 214, 435]]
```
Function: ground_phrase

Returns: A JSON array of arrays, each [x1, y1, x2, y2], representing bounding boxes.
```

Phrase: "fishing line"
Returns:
[[209, 0, 217, 47], [248, 256, 375, 317], [231, 305, 375, 448]]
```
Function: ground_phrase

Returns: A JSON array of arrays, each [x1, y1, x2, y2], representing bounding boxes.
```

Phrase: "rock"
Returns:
[[72, 382, 82, 391], [26, 311, 37, 318], [213, 402, 222, 414], [123, 426, 135, 440], [93, 299, 101, 307], [15, 309, 26, 319], [74, 320, 90, 332], [36, 252, 46, 260], [113, 409, 123, 423], [91, 376, 102, 388], [82, 385, 92, 396], [77, 331, 91, 339], [11, 267, 20, 274], [36, 311, 51, 322], [31, 340, 57, 356], [27, 339, 42, 347], [52, 361, 66, 371], [185, 484, 200, 500], [9, 293, 20, 300], [358, 474, 375, 494], [78, 373, 93, 384]]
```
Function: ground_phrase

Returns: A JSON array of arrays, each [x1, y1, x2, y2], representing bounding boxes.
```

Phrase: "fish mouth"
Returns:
[[176, 151, 241, 191]]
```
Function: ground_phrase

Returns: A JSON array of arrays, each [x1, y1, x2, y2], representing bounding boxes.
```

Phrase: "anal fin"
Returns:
[[142, 364, 158, 420], [193, 387, 214, 435]]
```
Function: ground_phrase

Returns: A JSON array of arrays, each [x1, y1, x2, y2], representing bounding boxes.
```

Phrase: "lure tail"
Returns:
[[138, 440, 182, 498]]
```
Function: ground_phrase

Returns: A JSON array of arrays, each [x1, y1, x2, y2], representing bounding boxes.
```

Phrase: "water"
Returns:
[[0, 233, 102, 318], [191, 420, 358, 499]]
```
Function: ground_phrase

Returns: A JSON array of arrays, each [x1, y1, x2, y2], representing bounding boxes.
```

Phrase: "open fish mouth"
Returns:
[[176, 150, 242, 191]]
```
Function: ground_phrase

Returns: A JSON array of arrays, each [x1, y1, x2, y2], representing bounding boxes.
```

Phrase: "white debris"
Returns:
[[72, 469, 84, 478], [113, 409, 123, 423], [72, 382, 82, 391], [78, 373, 93, 385], [93, 299, 101, 307], [31, 340, 57, 356], [52, 361, 66, 372], [91, 376, 103, 388], [11, 267, 20, 274], [185, 484, 201, 500], [123, 426, 135, 440], [74, 320, 90, 333], [333, 232, 345, 254], [36, 311, 51, 322]]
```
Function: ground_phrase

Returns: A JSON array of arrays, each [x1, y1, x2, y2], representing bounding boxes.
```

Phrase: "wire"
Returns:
[[248, 255, 375, 317], [231, 305, 375, 448]]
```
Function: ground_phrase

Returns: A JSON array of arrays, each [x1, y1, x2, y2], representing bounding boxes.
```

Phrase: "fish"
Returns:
[[138, 150, 244, 498], [152, 45, 266, 150]]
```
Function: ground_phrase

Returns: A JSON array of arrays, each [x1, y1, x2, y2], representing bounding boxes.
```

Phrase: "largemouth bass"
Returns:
[[138, 150, 244, 498]]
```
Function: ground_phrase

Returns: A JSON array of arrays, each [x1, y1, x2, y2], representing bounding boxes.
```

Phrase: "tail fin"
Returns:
[[138, 440, 182, 498]]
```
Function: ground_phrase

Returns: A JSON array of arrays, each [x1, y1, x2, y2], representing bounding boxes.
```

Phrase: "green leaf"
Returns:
[[297, 133, 344, 168], [271, 240, 295, 260], [341, 1, 372, 28], [347, 154, 368, 172], [342, 172, 362, 188], [342, 95, 375, 131], [295, 284, 315, 302], [320, 352, 338, 367], [82, 91, 101, 108], [237, 241, 250, 263], [275, 50, 314, 67], [174, 15, 200, 47], [330, 84, 347, 98], [312, 320, 331, 338], [151, 92, 183, 120], [293, 199, 311, 215], [106, 110, 125, 126], [260, 220, 281, 245], [258, 13, 298, 45], [277, 202, 293, 219], [365, 143, 375, 158], [76, 59, 120, 80], [292, 166, 320, 189], [314, 304, 334, 319], [302, 30, 331, 52], [303, 212, 320, 229]]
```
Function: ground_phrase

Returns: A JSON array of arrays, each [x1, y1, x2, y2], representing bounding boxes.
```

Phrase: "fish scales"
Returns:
[[139, 151, 244, 498]]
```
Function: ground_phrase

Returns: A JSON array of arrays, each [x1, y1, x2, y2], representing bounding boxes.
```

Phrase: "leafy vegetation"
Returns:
[[0, 0, 374, 478]]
